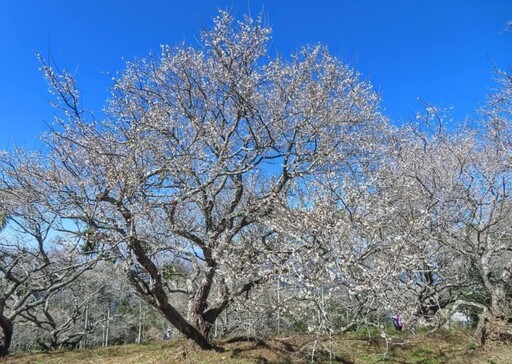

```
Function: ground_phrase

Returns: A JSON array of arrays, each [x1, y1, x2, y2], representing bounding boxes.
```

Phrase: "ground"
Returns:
[[3, 329, 512, 363]]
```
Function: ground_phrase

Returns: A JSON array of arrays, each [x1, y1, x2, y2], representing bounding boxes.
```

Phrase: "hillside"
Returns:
[[3, 330, 512, 364]]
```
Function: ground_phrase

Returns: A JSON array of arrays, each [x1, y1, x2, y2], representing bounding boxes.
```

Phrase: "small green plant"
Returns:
[[467, 341, 477, 351], [415, 359, 439, 364], [375, 356, 393, 362], [413, 348, 433, 356]]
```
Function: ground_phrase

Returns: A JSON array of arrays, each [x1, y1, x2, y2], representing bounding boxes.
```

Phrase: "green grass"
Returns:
[[410, 348, 438, 364], [3, 329, 512, 363]]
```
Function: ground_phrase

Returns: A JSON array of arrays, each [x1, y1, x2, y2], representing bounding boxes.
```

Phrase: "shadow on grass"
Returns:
[[223, 336, 355, 363]]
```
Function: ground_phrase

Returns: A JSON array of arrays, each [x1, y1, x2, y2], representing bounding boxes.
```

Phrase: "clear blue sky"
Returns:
[[1, 0, 511, 149]]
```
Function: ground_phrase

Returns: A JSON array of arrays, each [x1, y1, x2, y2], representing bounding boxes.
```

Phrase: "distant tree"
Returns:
[[32, 11, 383, 350], [13, 261, 148, 351], [268, 96, 512, 345], [0, 153, 96, 356], [380, 100, 512, 345]]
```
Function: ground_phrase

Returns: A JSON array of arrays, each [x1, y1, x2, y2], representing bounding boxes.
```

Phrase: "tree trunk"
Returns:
[[0, 315, 13, 357], [137, 302, 143, 344], [490, 284, 510, 320], [126, 236, 219, 350], [479, 255, 511, 343], [473, 311, 489, 347], [188, 310, 213, 345], [160, 303, 214, 349], [105, 304, 110, 348]]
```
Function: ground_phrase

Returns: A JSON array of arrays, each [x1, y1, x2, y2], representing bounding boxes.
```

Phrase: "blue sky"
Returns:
[[1, 0, 511, 150]]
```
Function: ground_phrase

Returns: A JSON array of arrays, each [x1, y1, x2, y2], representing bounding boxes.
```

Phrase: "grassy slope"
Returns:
[[3, 329, 511, 364]]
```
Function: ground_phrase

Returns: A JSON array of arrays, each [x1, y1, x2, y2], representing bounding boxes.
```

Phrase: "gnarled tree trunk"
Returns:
[[0, 314, 13, 357]]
